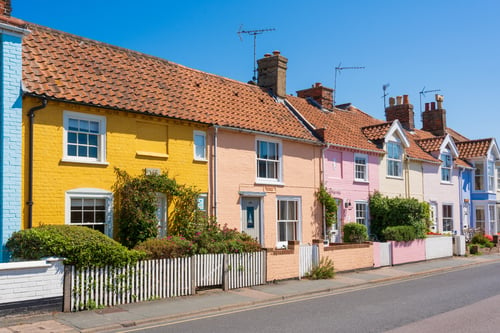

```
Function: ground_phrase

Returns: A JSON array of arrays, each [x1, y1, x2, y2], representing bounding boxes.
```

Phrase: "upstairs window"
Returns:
[[63, 111, 106, 164], [488, 160, 495, 192], [440, 153, 452, 182], [193, 131, 207, 161], [387, 142, 402, 177], [256, 140, 281, 182], [497, 168, 500, 191], [474, 162, 484, 191], [354, 154, 368, 182]]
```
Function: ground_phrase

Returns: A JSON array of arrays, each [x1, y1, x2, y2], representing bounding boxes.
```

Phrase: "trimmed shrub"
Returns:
[[134, 236, 196, 259], [382, 226, 417, 242], [306, 257, 335, 280], [6, 225, 145, 268], [471, 234, 494, 248], [342, 223, 368, 243]]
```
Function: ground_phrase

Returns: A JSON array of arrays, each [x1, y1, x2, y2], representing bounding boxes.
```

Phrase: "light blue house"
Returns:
[[0, 10, 29, 261]]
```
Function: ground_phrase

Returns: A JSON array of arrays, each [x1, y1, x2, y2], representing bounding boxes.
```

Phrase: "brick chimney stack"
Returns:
[[296, 82, 334, 111], [385, 94, 415, 130], [257, 50, 288, 98], [0, 0, 11, 17], [422, 94, 447, 136]]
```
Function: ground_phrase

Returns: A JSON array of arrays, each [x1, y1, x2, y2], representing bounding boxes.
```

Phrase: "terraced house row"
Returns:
[[0, 0, 498, 261]]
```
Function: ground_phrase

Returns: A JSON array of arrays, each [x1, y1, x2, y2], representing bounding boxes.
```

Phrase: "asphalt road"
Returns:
[[119, 261, 500, 333]]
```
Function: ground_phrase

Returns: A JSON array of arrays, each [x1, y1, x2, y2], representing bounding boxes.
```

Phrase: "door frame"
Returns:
[[240, 196, 264, 245]]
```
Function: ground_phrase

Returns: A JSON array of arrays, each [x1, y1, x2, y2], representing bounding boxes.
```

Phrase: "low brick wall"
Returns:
[[265, 241, 300, 281], [317, 241, 374, 272], [391, 239, 426, 265], [0, 257, 64, 315]]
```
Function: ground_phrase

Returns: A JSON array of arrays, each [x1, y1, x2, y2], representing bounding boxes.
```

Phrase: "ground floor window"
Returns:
[[489, 204, 497, 235], [277, 197, 301, 247], [442, 204, 453, 232], [355, 201, 369, 232], [66, 189, 113, 236], [475, 206, 485, 233]]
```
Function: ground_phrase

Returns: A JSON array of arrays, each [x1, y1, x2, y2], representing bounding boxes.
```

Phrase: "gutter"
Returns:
[[27, 98, 48, 229], [214, 125, 321, 146]]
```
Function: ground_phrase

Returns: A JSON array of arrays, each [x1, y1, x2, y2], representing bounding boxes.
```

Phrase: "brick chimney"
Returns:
[[296, 82, 334, 111], [0, 0, 11, 17], [385, 94, 415, 130], [422, 94, 447, 136], [257, 50, 288, 98]]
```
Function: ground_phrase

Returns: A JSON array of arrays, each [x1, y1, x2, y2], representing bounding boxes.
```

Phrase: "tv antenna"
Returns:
[[382, 83, 390, 109], [333, 63, 365, 107], [238, 25, 276, 81], [419, 87, 441, 115]]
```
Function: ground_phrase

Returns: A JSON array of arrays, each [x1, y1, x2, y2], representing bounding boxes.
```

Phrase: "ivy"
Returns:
[[113, 168, 201, 249], [316, 185, 337, 229]]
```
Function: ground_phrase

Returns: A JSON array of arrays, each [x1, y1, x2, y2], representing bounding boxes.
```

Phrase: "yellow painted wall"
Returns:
[[22, 96, 208, 230]]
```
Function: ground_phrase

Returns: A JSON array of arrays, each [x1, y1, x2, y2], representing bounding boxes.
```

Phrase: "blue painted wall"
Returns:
[[0, 31, 24, 262]]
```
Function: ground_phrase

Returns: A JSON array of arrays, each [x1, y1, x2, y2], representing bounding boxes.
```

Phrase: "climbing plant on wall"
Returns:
[[316, 184, 337, 229]]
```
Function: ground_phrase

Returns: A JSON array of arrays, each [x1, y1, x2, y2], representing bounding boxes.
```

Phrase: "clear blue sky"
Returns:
[[14, 0, 499, 141]]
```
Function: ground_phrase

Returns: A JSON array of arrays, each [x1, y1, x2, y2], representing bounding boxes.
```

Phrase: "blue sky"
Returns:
[[14, 0, 499, 141]]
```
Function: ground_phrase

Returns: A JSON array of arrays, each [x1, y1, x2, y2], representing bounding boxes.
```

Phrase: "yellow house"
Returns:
[[21, 24, 210, 237]]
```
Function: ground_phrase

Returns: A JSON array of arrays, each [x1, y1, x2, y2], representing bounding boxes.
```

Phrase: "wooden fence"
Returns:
[[299, 244, 319, 278], [66, 252, 266, 312]]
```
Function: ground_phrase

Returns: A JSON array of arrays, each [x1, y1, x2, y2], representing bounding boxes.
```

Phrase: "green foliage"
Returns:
[[470, 234, 494, 248], [369, 191, 430, 242], [316, 185, 337, 229], [134, 236, 196, 259], [342, 223, 368, 243], [382, 225, 417, 242], [306, 257, 335, 280], [6, 225, 144, 268]]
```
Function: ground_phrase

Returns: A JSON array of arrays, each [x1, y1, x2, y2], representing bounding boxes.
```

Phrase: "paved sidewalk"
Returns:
[[2, 253, 500, 333]]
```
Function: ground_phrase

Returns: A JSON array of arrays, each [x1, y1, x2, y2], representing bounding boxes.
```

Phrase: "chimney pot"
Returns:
[[264, 53, 271, 58], [430, 102, 436, 110], [396, 96, 403, 105], [403, 95, 409, 104], [272, 50, 280, 56], [425, 103, 430, 111], [389, 97, 395, 106], [315, 82, 322, 87], [435, 94, 444, 109]]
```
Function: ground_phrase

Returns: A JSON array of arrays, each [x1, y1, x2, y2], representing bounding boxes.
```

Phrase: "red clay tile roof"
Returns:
[[456, 139, 492, 158], [21, 23, 318, 143], [415, 136, 445, 152], [361, 123, 392, 141], [287, 96, 384, 152], [445, 128, 469, 142], [405, 133, 440, 163]]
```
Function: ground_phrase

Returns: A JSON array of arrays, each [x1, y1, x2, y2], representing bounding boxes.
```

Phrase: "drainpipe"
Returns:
[[404, 156, 410, 198], [458, 167, 464, 233], [320, 144, 329, 242], [212, 126, 218, 217], [27, 98, 48, 229]]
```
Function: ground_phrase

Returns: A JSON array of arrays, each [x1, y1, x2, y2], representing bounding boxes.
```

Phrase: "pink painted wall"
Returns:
[[323, 147, 380, 230], [390, 239, 426, 265], [372, 241, 381, 267], [211, 129, 322, 249]]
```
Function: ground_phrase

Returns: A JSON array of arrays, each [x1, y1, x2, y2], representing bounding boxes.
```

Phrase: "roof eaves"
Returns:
[[215, 125, 322, 145]]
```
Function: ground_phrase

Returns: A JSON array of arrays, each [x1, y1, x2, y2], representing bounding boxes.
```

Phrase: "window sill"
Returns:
[[386, 175, 403, 180], [193, 158, 208, 163], [61, 158, 109, 166], [354, 179, 369, 184], [255, 179, 284, 186], [440, 181, 453, 185], [136, 151, 168, 159]]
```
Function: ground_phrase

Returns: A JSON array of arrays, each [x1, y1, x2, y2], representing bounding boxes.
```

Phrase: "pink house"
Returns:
[[206, 52, 323, 249], [288, 87, 384, 242]]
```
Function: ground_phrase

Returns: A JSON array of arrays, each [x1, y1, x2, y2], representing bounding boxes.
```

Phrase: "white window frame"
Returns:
[[256, 138, 282, 185], [354, 154, 368, 182], [442, 204, 453, 233], [489, 204, 497, 235], [487, 159, 495, 192], [193, 130, 207, 161], [355, 201, 369, 233], [440, 152, 452, 183], [65, 188, 113, 237], [276, 196, 301, 248], [62, 111, 107, 164], [475, 205, 486, 232], [474, 161, 485, 191], [387, 141, 403, 178], [497, 167, 500, 192]]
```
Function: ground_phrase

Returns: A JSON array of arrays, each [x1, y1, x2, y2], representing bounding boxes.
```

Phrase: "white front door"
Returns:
[[241, 197, 261, 244], [430, 203, 438, 232], [156, 193, 167, 238]]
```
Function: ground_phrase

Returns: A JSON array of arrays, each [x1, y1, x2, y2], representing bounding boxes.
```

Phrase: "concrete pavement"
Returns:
[[2, 253, 500, 333]]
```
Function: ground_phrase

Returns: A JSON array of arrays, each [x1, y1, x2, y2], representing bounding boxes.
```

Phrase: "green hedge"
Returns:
[[342, 223, 368, 243], [6, 225, 145, 268], [382, 225, 417, 242]]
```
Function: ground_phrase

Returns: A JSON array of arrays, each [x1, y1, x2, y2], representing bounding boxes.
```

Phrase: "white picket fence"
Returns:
[[299, 244, 319, 278], [68, 252, 266, 312]]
